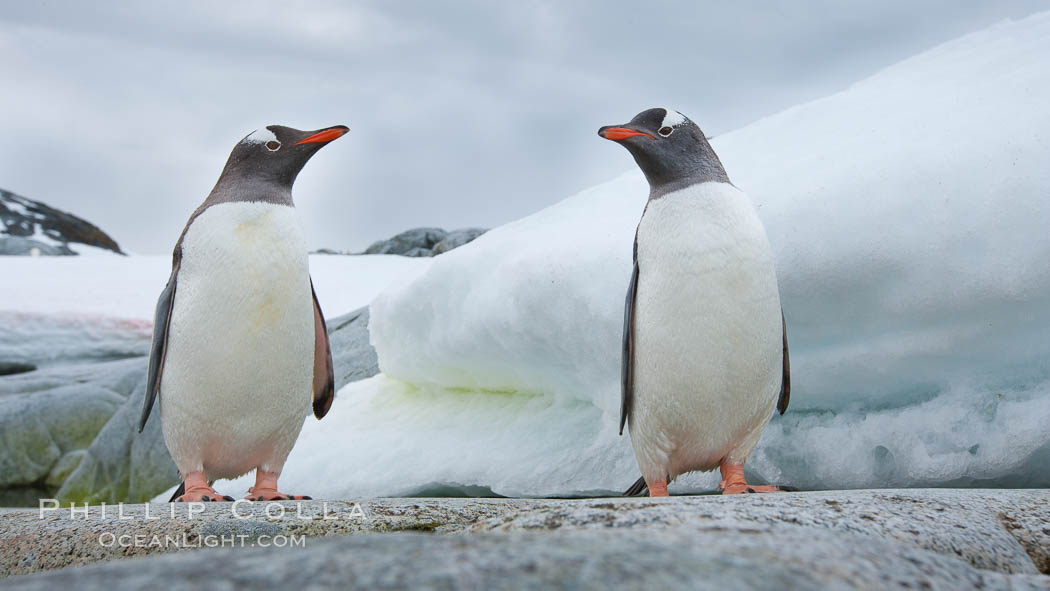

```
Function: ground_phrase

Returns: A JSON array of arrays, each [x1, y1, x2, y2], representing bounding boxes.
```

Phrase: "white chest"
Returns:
[[635, 182, 780, 320], [629, 182, 783, 472], [159, 202, 314, 475]]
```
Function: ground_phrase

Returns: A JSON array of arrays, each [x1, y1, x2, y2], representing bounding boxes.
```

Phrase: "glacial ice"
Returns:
[[203, 13, 1050, 498]]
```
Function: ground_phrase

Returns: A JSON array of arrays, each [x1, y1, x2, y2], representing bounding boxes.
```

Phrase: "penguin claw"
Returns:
[[246, 472, 311, 501], [245, 492, 313, 501]]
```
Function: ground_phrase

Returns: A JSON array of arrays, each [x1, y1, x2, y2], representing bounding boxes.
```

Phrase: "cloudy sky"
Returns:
[[1, 1, 1044, 254]]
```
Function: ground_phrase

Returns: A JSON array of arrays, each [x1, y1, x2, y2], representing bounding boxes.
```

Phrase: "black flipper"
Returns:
[[168, 481, 185, 503], [623, 476, 648, 497], [777, 308, 790, 415], [310, 278, 335, 419], [139, 248, 181, 433], [620, 256, 639, 436]]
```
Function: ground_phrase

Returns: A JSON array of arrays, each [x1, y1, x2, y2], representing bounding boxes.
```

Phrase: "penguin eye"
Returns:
[[265, 140, 281, 151], [658, 126, 674, 137]]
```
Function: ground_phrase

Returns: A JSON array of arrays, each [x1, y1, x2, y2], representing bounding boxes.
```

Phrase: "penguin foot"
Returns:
[[647, 480, 670, 497], [718, 462, 790, 495], [246, 470, 312, 501], [173, 471, 232, 502], [245, 487, 312, 501]]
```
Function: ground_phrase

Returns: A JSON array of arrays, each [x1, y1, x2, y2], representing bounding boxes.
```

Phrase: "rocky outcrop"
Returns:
[[1, 490, 1047, 588], [0, 358, 148, 506], [0, 307, 381, 505], [0, 188, 123, 256], [433, 227, 487, 254], [0, 313, 152, 368], [361, 227, 486, 257]]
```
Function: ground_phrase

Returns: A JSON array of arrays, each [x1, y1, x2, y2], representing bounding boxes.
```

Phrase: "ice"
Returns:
[[205, 12, 1050, 498]]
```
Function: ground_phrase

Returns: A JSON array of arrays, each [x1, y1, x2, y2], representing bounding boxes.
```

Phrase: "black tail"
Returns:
[[168, 482, 185, 502], [623, 476, 648, 496]]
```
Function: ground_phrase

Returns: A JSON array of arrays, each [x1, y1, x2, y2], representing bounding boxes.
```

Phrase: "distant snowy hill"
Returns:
[[0, 188, 123, 255], [213, 11, 1050, 499]]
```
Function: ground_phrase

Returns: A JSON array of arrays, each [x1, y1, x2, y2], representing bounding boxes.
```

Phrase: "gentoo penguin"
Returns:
[[599, 108, 790, 496], [138, 124, 347, 502]]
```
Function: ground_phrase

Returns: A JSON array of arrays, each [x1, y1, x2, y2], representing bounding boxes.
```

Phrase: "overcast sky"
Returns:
[[1, 1, 1045, 254]]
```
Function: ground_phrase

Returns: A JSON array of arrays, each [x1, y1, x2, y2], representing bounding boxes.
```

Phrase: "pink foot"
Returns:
[[648, 480, 669, 497], [174, 471, 234, 502], [245, 470, 312, 501], [718, 462, 791, 495]]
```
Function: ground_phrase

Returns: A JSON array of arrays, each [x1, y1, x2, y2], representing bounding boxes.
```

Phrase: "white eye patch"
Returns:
[[243, 127, 279, 144], [660, 108, 687, 129]]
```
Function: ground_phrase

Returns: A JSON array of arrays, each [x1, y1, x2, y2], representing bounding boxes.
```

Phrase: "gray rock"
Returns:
[[0, 355, 171, 505], [433, 227, 487, 254], [0, 236, 72, 256], [471, 489, 1050, 576], [46, 307, 377, 505], [1, 490, 1047, 583], [0, 362, 35, 377], [0, 188, 123, 255], [0, 498, 525, 576], [55, 370, 179, 505], [327, 226, 486, 257], [2, 491, 1049, 589], [0, 313, 151, 368], [401, 246, 433, 257], [0, 380, 126, 489], [327, 307, 379, 389], [0, 357, 148, 498], [363, 227, 447, 256]]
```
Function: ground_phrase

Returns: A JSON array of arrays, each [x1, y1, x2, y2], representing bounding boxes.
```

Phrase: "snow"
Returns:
[[0, 254, 432, 370], [0, 254, 431, 321], [4, 12, 1048, 499], [205, 12, 1050, 498]]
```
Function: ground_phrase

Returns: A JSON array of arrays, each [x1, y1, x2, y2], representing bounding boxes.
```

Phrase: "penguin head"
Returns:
[[599, 108, 729, 192], [220, 124, 349, 188]]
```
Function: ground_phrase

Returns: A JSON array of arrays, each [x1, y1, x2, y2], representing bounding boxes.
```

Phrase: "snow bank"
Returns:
[[0, 254, 432, 368], [0, 254, 431, 321], [246, 12, 1050, 497]]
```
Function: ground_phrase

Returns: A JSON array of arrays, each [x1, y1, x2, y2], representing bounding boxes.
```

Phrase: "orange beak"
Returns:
[[295, 126, 349, 145], [599, 127, 654, 141]]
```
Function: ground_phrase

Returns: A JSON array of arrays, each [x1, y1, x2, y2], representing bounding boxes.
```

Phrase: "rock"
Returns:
[[0, 312, 152, 368], [0, 362, 35, 377], [0, 236, 72, 256], [360, 226, 487, 257], [0, 188, 123, 255], [34, 307, 377, 505], [55, 371, 178, 505], [10, 529, 1050, 591], [0, 498, 524, 576], [432, 227, 486, 254], [0, 380, 127, 489], [327, 307, 379, 389], [0, 491, 1047, 587], [363, 227, 447, 256], [0, 358, 148, 499], [470, 489, 1050, 576]]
